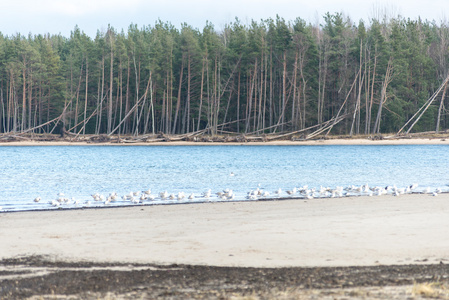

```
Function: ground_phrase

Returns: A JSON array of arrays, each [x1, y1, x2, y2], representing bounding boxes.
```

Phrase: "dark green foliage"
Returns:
[[0, 15, 448, 136]]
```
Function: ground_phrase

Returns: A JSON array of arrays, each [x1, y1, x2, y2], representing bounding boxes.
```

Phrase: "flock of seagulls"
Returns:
[[22, 182, 448, 210], [244, 183, 439, 200]]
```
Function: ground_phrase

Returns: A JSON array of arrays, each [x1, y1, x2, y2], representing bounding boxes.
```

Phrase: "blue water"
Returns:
[[0, 145, 448, 211]]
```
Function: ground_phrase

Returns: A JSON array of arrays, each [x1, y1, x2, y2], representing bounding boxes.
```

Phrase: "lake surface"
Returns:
[[0, 145, 448, 211]]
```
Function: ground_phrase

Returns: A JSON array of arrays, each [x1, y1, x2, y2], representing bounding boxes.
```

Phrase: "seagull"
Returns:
[[177, 192, 185, 200], [188, 193, 195, 200], [274, 188, 282, 196], [224, 189, 233, 198], [247, 194, 258, 200], [319, 186, 327, 195], [410, 183, 419, 190], [34, 196, 41, 203], [395, 187, 406, 195], [286, 187, 297, 195], [202, 189, 211, 198], [109, 192, 118, 201], [159, 191, 169, 200], [247, 190, 258, 197], [362, 184, 371, 193]]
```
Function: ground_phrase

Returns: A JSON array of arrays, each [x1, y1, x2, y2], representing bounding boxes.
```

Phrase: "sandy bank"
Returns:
[[1, 193, 448, 268], [1, 137, 449, 146]]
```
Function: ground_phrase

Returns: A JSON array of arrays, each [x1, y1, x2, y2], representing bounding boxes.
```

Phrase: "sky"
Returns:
[[1, 0, 448, 38]]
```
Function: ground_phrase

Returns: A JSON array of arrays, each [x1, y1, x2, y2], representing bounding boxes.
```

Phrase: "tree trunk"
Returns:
[[28, 73, 33, 130], [373, 57, 393, 134], [197, 58, 205, 131], [108, 39, 114, 134], [172, 58, 184, 134], [281, 51, 287, 131], [22, 65, 26, 132], [368, 50, 377, 134], [436, 83, 447, 133], [185, 54, 192, 133]]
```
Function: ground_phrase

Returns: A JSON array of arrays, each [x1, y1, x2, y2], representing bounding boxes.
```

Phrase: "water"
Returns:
[[0, 145, 448, 211]]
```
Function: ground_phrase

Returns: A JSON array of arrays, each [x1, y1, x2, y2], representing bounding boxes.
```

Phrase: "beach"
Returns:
[[1, 194, 449, 267], [2, 137, 449, 298], [1, 193, 449, 298], [1, 136, 449, 146]]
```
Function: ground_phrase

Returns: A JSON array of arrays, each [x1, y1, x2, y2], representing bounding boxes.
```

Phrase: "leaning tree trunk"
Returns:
[[373, 57, 393, 134], [436, 82, 447, 133]]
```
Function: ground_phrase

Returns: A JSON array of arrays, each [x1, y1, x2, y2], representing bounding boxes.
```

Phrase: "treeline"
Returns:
[[1, 13, 449, 137]]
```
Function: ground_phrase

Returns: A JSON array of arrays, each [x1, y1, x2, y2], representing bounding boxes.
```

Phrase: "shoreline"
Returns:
[[1, 136, 449, 146], [2, 194, 449, 298], [1, 193, 448, 268]]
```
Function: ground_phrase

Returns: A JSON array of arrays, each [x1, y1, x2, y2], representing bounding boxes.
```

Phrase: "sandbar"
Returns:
[[1, 193, 448, 268]]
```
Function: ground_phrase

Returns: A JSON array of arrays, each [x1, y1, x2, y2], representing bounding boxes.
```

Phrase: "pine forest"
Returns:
[[1, 13, 449, 140]]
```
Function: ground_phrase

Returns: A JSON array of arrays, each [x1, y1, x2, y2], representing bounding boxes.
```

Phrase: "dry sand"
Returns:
[[1, 193, 448, 268], [1, 137, 449, 146]]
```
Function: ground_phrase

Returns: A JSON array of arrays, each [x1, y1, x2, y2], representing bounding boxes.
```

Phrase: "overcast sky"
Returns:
[[1, 0, 448, 38]]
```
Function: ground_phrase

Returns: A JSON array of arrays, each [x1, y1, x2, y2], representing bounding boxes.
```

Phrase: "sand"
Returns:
[[1, 193, 448, 268], [1, 137, 449, 146]]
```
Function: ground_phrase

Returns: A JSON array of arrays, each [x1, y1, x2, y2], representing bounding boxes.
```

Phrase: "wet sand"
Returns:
[[1, 194, 449, 298], [1, 193, 448, 267]]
